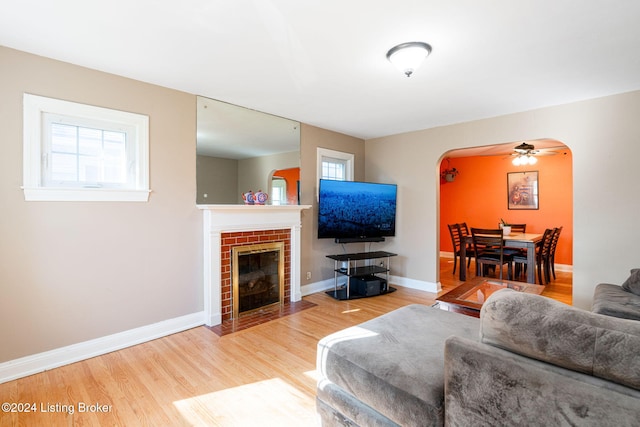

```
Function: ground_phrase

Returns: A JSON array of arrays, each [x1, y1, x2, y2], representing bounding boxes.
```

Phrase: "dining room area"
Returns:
[[438, 140, 573, 306]]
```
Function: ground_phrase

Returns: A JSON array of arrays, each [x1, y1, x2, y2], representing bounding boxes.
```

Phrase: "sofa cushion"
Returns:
[[621, 268, 640, 295], [480, 289, 640, 391], [316, 304, 479, 426], [592, 283, 640, 321]]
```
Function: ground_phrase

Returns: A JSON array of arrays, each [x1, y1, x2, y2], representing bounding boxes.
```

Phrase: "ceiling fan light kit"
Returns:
[[512, 142, 539, 166], [386, 41, 432, 77]]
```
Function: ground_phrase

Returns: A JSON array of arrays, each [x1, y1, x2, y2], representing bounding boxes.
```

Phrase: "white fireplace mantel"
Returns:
[[197, 204, 311, 326]]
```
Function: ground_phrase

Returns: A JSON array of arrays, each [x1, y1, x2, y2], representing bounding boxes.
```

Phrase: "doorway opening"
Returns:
[[437, 139, 573, 303]]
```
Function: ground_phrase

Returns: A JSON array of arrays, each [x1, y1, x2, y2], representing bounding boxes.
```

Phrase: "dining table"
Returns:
[[459, 232, 544, 284]]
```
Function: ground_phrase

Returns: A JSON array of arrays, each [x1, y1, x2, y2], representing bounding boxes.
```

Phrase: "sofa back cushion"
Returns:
[[622, 268, 640, 296], [480, 289, 640, 391]]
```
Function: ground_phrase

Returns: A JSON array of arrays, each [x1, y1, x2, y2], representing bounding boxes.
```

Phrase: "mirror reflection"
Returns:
[[196, 96, 301, 205]]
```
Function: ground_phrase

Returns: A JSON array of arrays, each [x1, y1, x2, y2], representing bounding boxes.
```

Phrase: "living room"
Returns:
[[2, 2, 640, 425]]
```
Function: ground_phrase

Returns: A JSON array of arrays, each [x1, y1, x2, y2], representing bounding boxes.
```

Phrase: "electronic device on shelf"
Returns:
[[317, 179, 397, 243]]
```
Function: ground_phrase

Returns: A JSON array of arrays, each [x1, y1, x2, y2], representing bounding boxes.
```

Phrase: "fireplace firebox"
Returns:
[[232, 242, 285, 318]]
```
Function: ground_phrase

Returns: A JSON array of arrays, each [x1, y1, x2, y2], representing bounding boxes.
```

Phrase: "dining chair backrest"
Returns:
[[539, 228, 555, 259], [509, 223, 527, 233], [448, 223, 463, 252], [471, 228, 510, 280], [458, 222, 471, 237], [550, 226, 562, 256], [549, 226, 563, 279], [470, 228, 505, 256]]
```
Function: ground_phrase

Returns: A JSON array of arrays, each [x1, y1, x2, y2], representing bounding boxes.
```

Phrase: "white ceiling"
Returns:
[[2, 0, 640, 140]]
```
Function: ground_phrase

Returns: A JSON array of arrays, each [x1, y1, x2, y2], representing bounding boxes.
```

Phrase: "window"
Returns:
[[317, 147, 354, 201], [317, 147, 354, 182], [271, 177, 286, 205], [23, 94, 150, 201]]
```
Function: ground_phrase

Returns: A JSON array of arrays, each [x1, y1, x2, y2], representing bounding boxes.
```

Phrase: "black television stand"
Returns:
[[326, 251, 397, 300]]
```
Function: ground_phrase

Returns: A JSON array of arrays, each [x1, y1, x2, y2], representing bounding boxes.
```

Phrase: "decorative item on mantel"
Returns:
[[441, 158, 460, 183], [254, 190, 268, 205], [242, 190, 269, 205], [242, 190, 254, 205]]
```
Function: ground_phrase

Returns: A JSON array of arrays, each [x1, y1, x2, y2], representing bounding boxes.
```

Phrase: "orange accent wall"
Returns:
[[440, 152, 573, 265], [274, 167, 300, 205]]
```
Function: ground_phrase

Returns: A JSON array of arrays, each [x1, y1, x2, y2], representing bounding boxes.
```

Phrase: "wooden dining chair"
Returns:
[[447, 223, 474, 274], [458, 222, 475, 267], [509, 223, 527, 233], [447, 223, 463, 275], [513, 228, 554, 284], [471, 228, 513, 280], [548, 226, 563, 280], [503, 223, 528, 258]]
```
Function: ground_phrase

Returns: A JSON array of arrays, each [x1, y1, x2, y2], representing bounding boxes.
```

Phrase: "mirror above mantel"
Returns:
[[196, 96, 301, 205]]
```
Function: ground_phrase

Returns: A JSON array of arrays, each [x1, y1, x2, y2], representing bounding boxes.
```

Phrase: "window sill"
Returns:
[[22, 187, 151, 202]]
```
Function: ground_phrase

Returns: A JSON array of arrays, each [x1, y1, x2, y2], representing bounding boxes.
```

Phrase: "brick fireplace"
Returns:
[[198, 204, 310, 326], [222, 230, 290, 320]]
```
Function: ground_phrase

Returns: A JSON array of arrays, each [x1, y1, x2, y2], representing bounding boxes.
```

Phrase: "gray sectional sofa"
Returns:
[[316, 283, 640, 426], [592, 268, 640, 320]]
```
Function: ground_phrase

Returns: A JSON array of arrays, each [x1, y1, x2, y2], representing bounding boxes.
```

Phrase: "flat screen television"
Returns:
[[318, 179, 397, 242]]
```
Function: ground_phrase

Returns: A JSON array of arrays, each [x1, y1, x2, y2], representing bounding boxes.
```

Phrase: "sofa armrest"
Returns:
[[592, 283, 640, 320], [479, 289, 640, 391], [444, 336, 640, 427]]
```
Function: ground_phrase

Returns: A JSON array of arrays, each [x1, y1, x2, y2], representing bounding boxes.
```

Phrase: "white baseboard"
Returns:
[[389, 275, 441, 293], [554, 263, 572, 273], [302, 275, 440, 296], [301, 278, 338, 296], [0, 311, 206, 384]]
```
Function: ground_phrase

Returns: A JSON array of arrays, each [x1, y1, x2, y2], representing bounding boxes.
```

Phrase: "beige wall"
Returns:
[[196, 155, 238, 204], [365, 90, 640, 309], [0, 46, 202, 362], [299, 124, 365, 286]]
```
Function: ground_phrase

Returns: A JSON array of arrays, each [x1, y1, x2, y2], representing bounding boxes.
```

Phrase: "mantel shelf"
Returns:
[[197, 204, 311, 212]]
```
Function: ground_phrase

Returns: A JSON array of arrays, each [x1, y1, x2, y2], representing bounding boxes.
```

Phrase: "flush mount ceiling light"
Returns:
[[386, 42, 432, 77]]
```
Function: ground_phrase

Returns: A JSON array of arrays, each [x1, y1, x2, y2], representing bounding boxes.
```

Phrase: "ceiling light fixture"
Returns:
[[386, 42, 432, 77], [512, 154, 538, 166], [511, 142, 539, 166]]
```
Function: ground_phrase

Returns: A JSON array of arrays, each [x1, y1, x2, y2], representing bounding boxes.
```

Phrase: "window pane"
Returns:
[[79, 155, 101, 183], [104, 131, 127, 183], [321, 160, 346, 180], [271, 178, 286, 205], [51, 123, 77, 154], [78, 127, 102, 156], [50, 153, 77, 181], [47, 123, 129, 186]]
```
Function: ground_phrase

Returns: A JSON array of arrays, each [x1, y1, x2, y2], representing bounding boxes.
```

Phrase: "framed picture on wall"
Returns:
[[507, 171, 539, 210]]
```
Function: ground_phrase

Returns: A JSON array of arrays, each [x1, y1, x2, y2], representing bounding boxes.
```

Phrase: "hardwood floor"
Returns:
[[0, 259, 572, 426]]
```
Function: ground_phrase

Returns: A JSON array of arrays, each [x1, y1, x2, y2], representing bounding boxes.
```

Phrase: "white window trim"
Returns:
[[23, 93, 150, 202], [317, 147, 354, 182], [316, 147, 354, 199]]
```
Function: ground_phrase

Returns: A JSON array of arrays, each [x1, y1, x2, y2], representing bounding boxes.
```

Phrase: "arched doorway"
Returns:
[[437, 139, 573, 301]]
